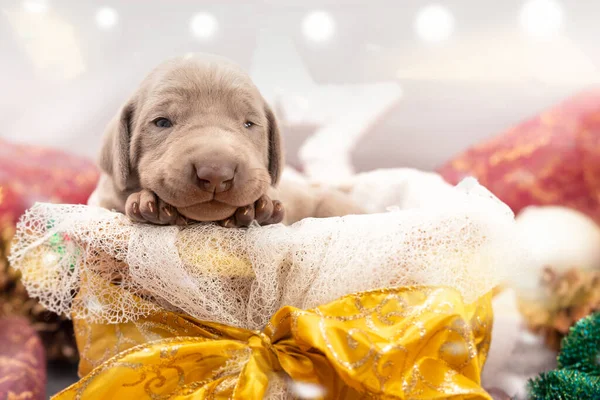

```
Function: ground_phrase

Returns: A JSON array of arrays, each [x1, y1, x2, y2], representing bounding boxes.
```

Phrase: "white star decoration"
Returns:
[[250, 31, 403, 185]]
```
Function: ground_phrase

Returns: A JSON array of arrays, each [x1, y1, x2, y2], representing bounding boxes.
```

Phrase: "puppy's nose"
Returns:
[[195, 164, 235, 193]]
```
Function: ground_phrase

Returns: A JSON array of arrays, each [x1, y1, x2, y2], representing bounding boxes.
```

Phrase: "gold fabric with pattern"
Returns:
[[55, 284, 493, 400]]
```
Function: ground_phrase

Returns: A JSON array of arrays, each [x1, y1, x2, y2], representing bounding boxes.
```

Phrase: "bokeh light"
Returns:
[[95, 7, 118, 30], [520, 0, 564, 40], [302, 10, 335, 43], [190, 12, 218, 39], [414, 4, 455, 43]]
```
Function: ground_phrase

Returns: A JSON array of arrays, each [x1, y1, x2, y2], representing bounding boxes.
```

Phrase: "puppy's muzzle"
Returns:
[[195, 162, 236, 193]]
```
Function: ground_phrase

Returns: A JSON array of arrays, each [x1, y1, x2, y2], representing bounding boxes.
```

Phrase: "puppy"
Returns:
[[89, 54, 362, 226]]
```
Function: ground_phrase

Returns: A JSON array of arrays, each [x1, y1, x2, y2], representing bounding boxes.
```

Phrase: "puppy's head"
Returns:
[[100, 54, 282, 221]]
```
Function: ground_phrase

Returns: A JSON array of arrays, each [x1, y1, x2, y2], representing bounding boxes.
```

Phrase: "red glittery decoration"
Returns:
[[0, 138, 99, 229], [438, 90, 600, 223]]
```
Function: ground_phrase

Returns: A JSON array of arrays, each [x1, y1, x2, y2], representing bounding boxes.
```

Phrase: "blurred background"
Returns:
[[3, 0, 600, 173], [3, 1, 600, 398]]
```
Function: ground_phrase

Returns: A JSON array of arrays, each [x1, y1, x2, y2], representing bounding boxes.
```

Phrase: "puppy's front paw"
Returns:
[[219, 195, 284, 228], [125, 189, 186, 225]]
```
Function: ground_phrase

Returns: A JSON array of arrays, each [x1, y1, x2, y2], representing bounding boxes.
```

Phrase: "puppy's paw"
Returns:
[[125, 189, 186, 226], [219, 195, 284, 228]]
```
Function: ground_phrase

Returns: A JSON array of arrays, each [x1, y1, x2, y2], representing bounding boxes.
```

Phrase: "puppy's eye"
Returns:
[[244, 121, 255, 129], [153, 118, 173, 128]]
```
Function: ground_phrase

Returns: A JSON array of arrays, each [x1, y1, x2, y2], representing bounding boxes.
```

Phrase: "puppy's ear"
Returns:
[[265, 104, 284, 185], [99, 101, 135, 191]]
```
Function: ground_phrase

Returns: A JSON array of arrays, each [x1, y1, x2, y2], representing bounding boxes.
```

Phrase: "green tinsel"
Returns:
[[558, 312, 600, 376], [528, 370, 600, 400], [528, 312, 600, 400]]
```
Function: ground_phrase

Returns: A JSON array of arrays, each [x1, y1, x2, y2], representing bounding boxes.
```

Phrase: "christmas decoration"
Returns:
[[438, 90, 600, 225], [0, 138, 99, 362], [0, 316, 46, 400], [527, 312, 600, 399], [515, 206, 600, 275], [1, 228, 78, 362], [518, 266, 600, 351], [507, 205, 600, 350]]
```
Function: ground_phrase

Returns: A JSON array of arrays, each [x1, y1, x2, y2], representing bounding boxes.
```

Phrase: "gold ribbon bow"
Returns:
[[55, 286, 492, 400]]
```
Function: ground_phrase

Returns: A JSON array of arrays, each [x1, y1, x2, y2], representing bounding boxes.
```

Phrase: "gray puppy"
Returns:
[[89, 54, 361, 226]]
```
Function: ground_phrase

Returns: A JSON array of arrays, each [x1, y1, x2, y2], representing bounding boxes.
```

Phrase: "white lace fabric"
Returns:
[[9, 178, 526, 330]]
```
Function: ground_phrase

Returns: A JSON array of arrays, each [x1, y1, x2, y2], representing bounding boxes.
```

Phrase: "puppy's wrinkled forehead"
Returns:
[[138, 57, 264, 121]]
